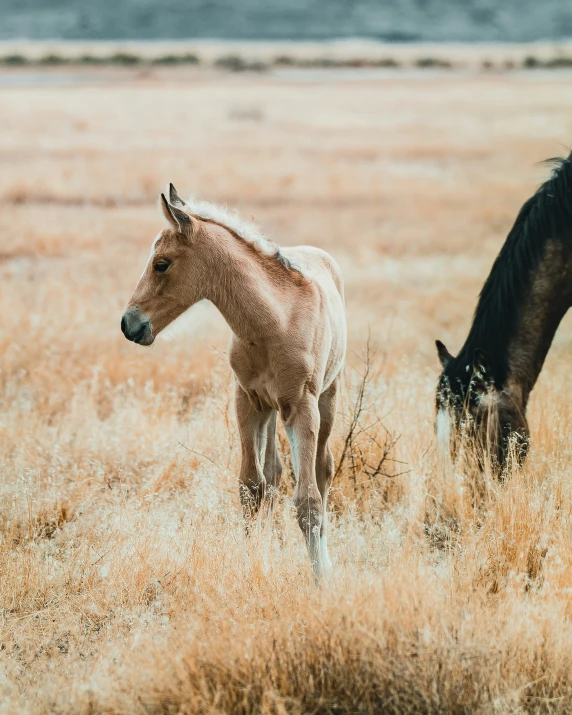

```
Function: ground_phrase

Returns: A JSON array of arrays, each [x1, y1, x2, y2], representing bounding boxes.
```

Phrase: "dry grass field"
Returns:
[[2, 65, 572, 713]]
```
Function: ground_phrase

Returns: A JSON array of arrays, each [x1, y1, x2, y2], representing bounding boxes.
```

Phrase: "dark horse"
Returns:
[[436, 152, 572, 472]]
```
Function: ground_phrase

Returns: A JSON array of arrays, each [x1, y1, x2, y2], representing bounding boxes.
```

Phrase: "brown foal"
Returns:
[[122, 185, 346, 581]]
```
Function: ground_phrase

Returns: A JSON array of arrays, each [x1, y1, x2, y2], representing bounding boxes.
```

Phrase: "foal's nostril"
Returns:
[[121, 309, 152, 344], [132, 324, 148, 343]]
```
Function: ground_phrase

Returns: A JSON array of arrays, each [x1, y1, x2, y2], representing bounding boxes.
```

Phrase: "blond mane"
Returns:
[[184, 197, 302, 274]]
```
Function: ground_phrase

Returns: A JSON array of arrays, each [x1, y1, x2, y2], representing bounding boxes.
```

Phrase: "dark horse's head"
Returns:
[[433, 153, 572, 473], [434, 340, 529, 473]]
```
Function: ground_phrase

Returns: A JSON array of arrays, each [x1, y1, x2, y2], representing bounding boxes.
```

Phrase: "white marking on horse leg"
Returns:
[[318, 480, 332, 577], [310, 524, 322, 581], [320, 519, 332, 577]]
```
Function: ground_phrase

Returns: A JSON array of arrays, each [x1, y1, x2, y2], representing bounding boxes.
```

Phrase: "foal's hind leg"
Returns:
[[235, 384, 272, 524], [262, 411, 283, 510], [315, 379, 338, 577]]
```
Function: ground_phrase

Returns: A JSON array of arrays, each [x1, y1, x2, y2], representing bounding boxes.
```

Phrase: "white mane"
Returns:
[[185, 197, 276, 256], [183, 197, 302, 273]]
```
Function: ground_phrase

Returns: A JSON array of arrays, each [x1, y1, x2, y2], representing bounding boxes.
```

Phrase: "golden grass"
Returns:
[[2, 67, 572, 713]]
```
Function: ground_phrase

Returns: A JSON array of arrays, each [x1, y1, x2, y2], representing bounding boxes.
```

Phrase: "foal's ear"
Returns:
[[435, 339, 453, 369], [168, 183, 186, 208], [160, 193, 191, 236]]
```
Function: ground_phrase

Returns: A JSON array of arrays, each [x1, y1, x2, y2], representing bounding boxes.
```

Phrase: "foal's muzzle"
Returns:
[[121, 308, 154, 346]]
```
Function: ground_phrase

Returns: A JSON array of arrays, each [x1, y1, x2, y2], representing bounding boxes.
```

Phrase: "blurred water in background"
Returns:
[[0, 0, 571, 43]]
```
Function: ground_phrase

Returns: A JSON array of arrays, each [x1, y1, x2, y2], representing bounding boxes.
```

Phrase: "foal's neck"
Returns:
[[200, 226, 289, 342]]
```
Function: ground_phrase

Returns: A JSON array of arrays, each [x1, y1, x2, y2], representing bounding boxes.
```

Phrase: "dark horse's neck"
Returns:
[[448, 155, 572, 408]]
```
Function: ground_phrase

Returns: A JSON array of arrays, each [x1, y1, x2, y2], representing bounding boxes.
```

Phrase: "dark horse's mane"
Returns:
[[444, 151, 572, 392]]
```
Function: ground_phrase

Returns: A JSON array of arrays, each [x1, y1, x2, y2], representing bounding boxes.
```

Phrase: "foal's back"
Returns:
[[283, 245, 345, 299]]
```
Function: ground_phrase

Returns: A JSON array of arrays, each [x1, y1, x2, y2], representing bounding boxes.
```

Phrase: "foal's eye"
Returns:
[[154, 261, 171, 273]]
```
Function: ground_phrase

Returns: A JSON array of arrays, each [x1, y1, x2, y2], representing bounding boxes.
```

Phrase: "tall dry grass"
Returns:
[[1, 66, 572, 713]]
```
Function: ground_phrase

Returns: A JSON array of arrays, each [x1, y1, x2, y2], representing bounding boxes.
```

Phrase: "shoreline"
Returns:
[[0, 39, 572, 71]]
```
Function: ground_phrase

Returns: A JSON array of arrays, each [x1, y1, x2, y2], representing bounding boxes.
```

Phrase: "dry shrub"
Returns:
[[330, 339, 407, 514]]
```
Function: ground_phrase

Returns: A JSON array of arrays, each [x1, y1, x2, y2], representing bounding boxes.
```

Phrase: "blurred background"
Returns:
[[1, 0, 572, 42]]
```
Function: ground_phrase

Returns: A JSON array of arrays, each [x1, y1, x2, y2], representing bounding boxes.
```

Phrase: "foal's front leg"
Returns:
[[283, 394, 323, 581], [235, 384, 271, 524]]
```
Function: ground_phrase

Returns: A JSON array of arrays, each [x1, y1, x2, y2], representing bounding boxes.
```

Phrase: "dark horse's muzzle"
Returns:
[[121, 307, 154, 346]]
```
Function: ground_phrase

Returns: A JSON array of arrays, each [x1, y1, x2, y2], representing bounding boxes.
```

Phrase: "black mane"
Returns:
[[443, 151, 572, 394]]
